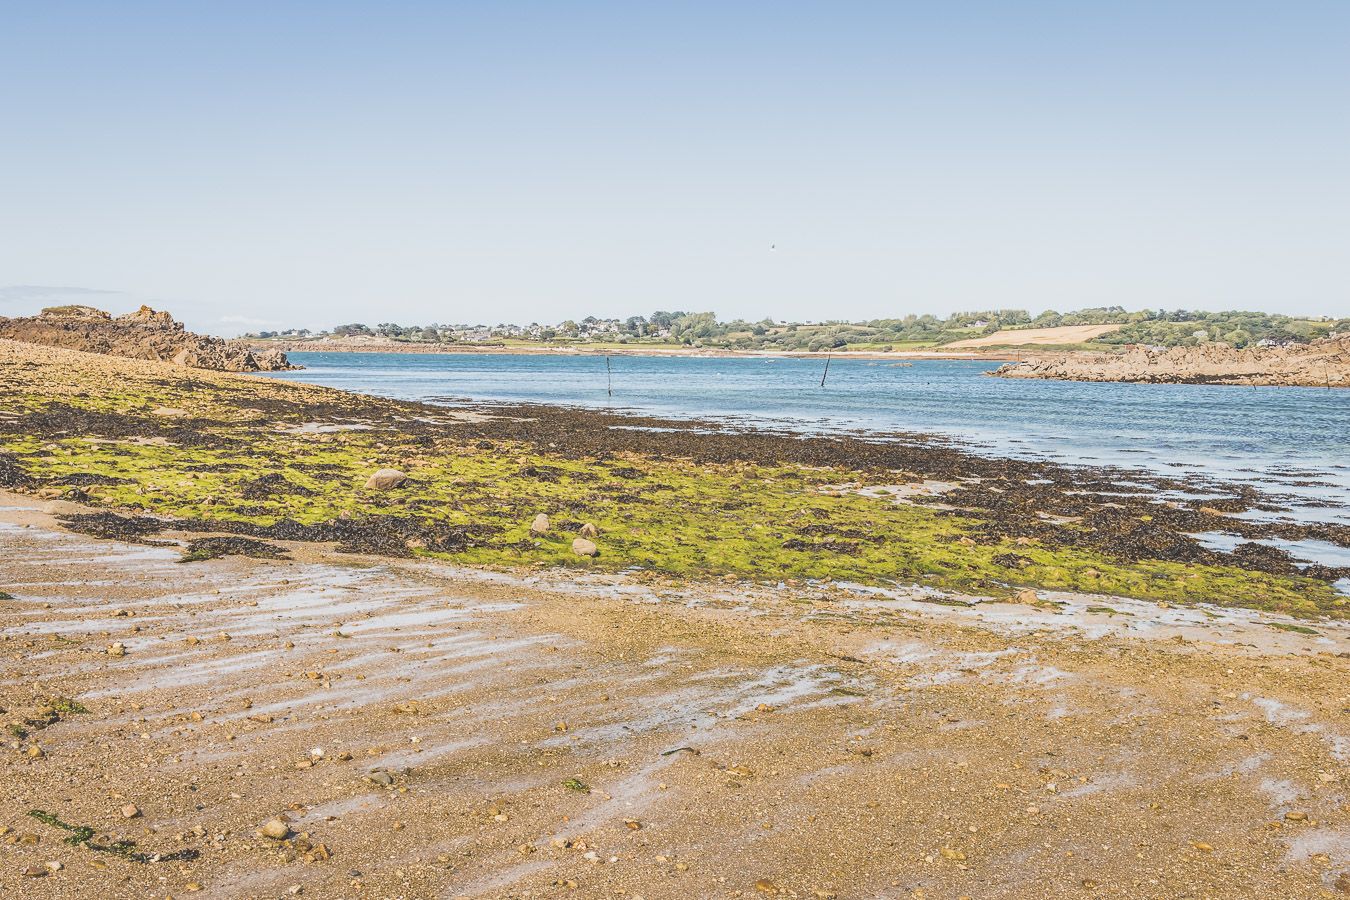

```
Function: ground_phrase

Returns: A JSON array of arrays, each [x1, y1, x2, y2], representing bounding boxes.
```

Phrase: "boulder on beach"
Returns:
[[578, 522, 599, 538], [572, 537, 598, 557], [531, 513, 550, 534], [364, 468, 408, 490]]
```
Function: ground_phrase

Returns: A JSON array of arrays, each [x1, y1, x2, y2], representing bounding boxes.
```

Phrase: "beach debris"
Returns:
[[364, 468, 408, 490], [531, 513, 551, 534], [571, 537, 598, 557]]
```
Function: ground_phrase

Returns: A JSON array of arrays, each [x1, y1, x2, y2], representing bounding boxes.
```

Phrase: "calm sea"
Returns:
[[263, 352, 1350, 534]]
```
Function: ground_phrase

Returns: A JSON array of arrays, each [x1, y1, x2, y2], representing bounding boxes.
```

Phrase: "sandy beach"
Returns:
[[2, 493, 1349, 898]]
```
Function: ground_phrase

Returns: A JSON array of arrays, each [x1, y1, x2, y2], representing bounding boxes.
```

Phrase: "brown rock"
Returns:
[[0, 305, 294, 372], [260, 817, 291, 840], [571, 538, 598, 557]]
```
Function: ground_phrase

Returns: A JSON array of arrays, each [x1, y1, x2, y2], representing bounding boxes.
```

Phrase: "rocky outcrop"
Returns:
[[992, 335, 1350, 388], [0, 305, 294, 372]]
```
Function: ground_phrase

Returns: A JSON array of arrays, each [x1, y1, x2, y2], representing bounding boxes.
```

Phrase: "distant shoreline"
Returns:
[[236, 339, 1022, 362]]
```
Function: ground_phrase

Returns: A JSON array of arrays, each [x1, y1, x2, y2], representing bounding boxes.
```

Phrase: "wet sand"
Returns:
[[2, 493, 1348, 899]]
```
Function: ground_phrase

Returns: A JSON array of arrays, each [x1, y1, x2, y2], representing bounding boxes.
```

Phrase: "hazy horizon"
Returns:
[[3, 2, 1348, 335]]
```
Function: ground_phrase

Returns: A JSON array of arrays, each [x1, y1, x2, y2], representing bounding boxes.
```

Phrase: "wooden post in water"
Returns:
[[820, 352, 832, 388], [606, 355, 613, 397]]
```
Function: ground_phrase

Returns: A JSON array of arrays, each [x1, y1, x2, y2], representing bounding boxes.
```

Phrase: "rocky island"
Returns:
[[0, 305, 293, 372], [993, 333, 1350, 387]]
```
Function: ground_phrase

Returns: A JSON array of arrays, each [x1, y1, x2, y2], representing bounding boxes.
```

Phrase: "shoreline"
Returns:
[[238, 339, 1022, 362], [993, 335, 1350, 388], [2, 339, 1348, 618]]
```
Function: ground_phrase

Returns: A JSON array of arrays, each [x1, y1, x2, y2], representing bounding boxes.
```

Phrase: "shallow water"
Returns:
[[264, 352, 1350, 525]]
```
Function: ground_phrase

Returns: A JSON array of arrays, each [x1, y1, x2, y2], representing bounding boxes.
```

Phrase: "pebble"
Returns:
[[107, 642, 126, 657], [261, 818, 291, 840], [121, 804, 141, 819]]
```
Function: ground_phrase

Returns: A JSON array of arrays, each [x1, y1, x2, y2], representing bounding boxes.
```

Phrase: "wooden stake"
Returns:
[[820, 352, 831, 388]]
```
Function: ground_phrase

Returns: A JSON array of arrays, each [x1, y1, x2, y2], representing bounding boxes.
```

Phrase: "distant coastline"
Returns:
[[993, 333, 1350, 388], [237, 337, 1021, 362]]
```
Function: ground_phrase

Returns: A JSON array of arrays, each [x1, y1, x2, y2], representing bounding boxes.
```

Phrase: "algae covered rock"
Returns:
[[364, 468, 408, 490]]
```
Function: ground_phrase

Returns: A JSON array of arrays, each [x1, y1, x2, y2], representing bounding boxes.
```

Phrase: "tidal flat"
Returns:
[[0, 341, 1347, 617], [0, 339, 1348, 898]]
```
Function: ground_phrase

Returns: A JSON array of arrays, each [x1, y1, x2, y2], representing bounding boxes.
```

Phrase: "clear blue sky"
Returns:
[[2, 1, 1347, 333]]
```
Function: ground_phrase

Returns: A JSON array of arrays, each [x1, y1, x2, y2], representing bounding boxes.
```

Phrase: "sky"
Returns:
[[1, 1, 1348, 335]]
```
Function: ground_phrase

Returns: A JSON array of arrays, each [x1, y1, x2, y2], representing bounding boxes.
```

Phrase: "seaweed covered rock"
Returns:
[[364, 468, 409, 490], [0, 305, 294, 372]]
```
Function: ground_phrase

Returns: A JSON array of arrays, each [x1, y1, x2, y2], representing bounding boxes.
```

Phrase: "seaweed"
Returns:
[[27, 810, 200, 863]]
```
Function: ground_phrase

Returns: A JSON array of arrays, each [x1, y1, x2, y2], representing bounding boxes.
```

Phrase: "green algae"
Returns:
[[1, 369, 1345, 620]]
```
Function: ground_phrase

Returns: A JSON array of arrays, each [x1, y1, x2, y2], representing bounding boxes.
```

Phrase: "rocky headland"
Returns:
[[0, 305, 293, 371], [993, 334, 1350, 387]]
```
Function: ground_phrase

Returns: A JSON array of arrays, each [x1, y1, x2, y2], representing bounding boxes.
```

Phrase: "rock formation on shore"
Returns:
[[993, 334, 1350, 387], [0, 305, 294, 372]]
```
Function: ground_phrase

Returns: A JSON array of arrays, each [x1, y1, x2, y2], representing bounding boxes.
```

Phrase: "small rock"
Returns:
[[260, 818, 291, 840], [530, 513, 551, 535], [27, 744, 44, 758], [364, 469, 408, 491], [45, 861, 62, 872], [578, 523, 599, 538], [1284, 811, 1308, 822], [21, 866, 46, 878], [121, 804, 141, 819], [571, 538, 598, 557], [107, 642, 126, 657], [755, 879, 777, 893]]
